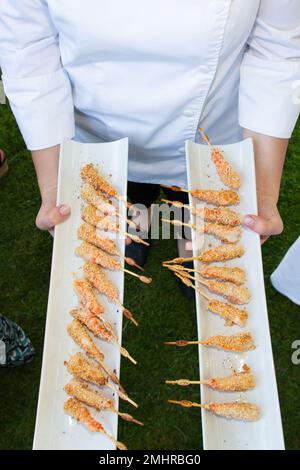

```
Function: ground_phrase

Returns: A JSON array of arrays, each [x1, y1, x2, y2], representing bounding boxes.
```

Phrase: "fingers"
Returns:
[[36, 204, 71, 233], [185, 241, 193, 251], [125, 236, 132, 246], [243, 214, 283, 242]]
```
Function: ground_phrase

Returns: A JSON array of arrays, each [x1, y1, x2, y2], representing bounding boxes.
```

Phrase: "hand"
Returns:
[[35, 186, 70, 236], [243, 201, 283, 244]]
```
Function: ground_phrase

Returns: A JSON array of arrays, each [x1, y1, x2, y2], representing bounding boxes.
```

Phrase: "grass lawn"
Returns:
[[0, 104, 300, 450]]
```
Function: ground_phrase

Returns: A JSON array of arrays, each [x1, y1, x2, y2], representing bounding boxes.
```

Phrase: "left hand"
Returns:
[[243, 201, 283, 244]]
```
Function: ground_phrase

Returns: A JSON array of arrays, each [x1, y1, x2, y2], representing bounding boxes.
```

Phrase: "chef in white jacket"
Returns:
[[0, 0, 299, 246]]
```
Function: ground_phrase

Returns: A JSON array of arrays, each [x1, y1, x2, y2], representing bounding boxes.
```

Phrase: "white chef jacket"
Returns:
[[0, 0, 299, 187]]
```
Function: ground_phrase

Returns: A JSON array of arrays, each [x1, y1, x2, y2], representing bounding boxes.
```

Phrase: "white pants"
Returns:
[[271, 236, 300, 306]]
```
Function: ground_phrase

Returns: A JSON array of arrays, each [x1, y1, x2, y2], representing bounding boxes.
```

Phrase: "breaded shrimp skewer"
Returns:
[[198, 128, 241, 189], [166, 263, 246, 286], [161, 218, 241, 244], [168, 400, 260, 422], [163, 267, 248, 326], [73, 278, 105, 316], [166, 364, 255, 391], [75, 268, 138, 327], [64, 398, 127, 450], [161, 185, 240, 206], [81, 183, 136, 228], [64, 380, 143, 426], [82, 204, 149, 246], [74, 278, 118, 333], [80, 164, 119, 200], [64, 353, 138, 407], [76, 242, 152, 284], [199, 266, 246, 285], [161, 199, 241, 226], [67, 320, 121, 388], [70, 309, 137, 365], [78, 223, 144, 271], [170, 270, 248, 326], [164, 332, 256, 352], [82, 205, 120, 232], [203, 280, 251, 304], [207, 299, 248, 327], [167, 267, 251, 304], [165, 244, 245, 265], [83, 262, 139, 326]]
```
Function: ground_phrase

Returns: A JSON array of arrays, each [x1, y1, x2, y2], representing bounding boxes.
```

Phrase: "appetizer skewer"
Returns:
[[161, 218, 241, 244], [64, 398, 127, 450], [67, 320, 122, 389], [70, 309, 137, 365], [82, 204, 149, 246], [198, 128, 241, 190], [64, 380, 143, 426], [164, 332, 255, 352], [80, 164, 124, 204], [78, 223, 144, 271], [161, 185, 240, 206], [73, 278, 105, 317], [161, 199, 241, 226], [83, 262, 139, 327], [165, 244, 245, 265], [165, 364, 255, 391], [198, 265, 246, 286], [168, 400, 260, 422], [81, 183, 136, 228], [167, 267, 251, 305], [164, 263, 246, 286], [172, 272, 248, 326], [76, 242, 152, 284], [64, 353, 138, 408]]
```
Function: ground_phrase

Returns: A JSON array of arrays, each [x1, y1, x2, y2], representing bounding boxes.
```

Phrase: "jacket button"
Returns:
[[183, 109, 194, 117]]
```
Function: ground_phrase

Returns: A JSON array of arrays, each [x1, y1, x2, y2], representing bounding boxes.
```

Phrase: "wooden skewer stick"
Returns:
[[164, 340, 202, 347], [173, 272, 210, 301], [120, 346, 137, 365], [115, 299, 139, 327], [166, 379, 203, 386], [125, 231, 150, 247], [123, 267, 152, 284], [101, 426, 128, 450], [121, 254, 145, 272], [111, 409, 144, 426], [160, 184, 189, 193], [168, 399, 203, 409], [106, 383, 138, 408], [161, 218, 198, 231], [198, 127, 214, 150]]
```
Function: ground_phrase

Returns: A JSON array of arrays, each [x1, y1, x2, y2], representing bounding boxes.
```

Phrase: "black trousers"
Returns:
[[127, 181, 190, 239], [127, 181, 189, 207]]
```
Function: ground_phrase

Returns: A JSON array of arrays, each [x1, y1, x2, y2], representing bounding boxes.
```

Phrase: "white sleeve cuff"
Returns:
[[239, 53, 300, 138], [2, 68, 75, 150]]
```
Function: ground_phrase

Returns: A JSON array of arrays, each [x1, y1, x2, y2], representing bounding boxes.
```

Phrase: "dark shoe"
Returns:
[[125, 239, 150, 268]]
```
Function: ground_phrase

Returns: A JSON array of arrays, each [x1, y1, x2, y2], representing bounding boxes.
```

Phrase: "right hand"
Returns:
[[35, 187, 70, 236]]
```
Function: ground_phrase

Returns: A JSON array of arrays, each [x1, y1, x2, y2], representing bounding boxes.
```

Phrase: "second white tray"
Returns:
[[186, 138, 284, 450]]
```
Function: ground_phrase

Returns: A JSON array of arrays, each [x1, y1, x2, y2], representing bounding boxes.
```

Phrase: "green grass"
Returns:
[[0, 104, 300, 450]]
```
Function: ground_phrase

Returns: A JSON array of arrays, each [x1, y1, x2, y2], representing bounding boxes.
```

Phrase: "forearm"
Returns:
[[242, 129, 288, 206], [32, 145, 60, 201]]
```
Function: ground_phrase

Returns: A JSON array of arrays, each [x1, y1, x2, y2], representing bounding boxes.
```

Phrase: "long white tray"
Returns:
[[33, 138, 129, 450], [186, 139, 284, 450]]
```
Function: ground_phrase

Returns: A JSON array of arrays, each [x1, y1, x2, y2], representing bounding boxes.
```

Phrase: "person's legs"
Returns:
[[127, 181, 160, 207], [125, 181, 160, 265]]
